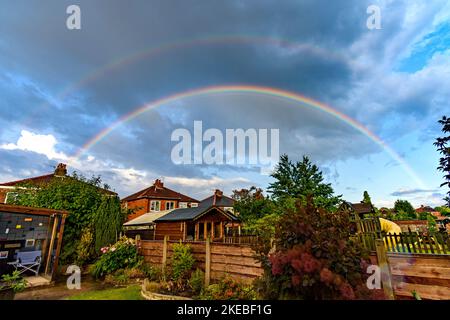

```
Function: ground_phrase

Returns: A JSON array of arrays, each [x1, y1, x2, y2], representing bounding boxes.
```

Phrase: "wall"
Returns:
[[154, 222, 184, 241]]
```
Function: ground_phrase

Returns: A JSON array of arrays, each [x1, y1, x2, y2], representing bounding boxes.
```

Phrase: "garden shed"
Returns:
[[0, 204, 68, 281]]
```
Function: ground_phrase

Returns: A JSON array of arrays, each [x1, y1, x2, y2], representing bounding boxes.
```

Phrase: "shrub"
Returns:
[[91, 236, 141, 278], [189, 268, 204, 295], [254, 197, 385, 300], [104, 269, 130, 286], [200, 275, 256, 300], [0, 271, 27, 293], [171, 243, 195, 282]]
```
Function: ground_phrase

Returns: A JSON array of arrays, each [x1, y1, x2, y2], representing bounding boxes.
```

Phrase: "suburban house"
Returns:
[[124, 189, 241, 241], [121, 179, 199, 221], [338, 201, 376, 218], [153, 189, 240, 241], [0, 204, 68, 281], [0, 163, 116, 204]]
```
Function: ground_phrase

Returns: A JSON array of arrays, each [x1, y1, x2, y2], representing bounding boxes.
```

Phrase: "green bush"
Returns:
[[200, 275, 256, 300], [189, 268, 204, 295], [171, 243, 195, 282], [91, 236, 141, 278], [254, 197, 385, 300]]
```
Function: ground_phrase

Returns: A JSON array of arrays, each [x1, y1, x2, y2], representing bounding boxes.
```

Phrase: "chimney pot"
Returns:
[[54, 163, 67, 176]]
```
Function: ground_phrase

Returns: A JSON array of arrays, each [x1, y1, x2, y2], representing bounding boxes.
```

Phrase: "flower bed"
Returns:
[[141, 279, 192, 300]]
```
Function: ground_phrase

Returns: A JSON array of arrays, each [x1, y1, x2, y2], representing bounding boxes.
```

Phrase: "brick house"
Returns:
[[0, 163, 116, 204], [121, 179, 199, 221]]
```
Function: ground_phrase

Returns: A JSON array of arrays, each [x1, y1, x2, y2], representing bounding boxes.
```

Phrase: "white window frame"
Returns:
[[190, 203, 198, 208], [5, 192, 18, 204], [150, 200, 161, 212], [165, 201, 175, 210], [179, 202, 188, 209]]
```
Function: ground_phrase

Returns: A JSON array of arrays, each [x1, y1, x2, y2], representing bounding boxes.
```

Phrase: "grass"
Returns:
[[67, 285, 143, 300]]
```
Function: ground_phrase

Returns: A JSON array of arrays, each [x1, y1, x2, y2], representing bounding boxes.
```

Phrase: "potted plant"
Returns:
[[0, 271, 27, 300]]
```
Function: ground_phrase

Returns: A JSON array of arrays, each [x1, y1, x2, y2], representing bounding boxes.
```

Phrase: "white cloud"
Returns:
[[1, 130, 68, 160]]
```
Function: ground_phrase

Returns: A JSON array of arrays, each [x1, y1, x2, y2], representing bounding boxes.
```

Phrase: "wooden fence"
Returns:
[[137, 236, 450, 299], [138, 237, 263, 284], [371, 249, 450, 300]]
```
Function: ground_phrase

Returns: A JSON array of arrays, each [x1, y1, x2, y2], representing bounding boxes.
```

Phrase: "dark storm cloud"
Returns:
[[1, 0, 448, 195], [390, 188, 439, 197]]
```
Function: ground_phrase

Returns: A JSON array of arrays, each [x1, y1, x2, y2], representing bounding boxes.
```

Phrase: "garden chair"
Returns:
[[8, 251, 42, 276]]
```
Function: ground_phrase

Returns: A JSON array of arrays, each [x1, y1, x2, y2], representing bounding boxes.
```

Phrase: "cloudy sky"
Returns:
[[0, 0, 449, 207]]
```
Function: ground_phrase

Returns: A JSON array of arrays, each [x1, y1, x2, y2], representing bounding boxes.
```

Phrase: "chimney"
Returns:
[[54, 163, 67, 177], [213, 189, 223, 206], [154, 179, 164, 189]]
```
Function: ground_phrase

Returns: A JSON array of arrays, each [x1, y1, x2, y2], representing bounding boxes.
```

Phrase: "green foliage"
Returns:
[[75, 227, 96, 265], [254, 197, 385, 300], [171, 243, 195, 282], [140, 263, 163, 282], [412, 290, 421, 300], [93, 195, 125, 252], [189, 268, 205, 295], [392, 210, 417, 221], [12, 172, 124, 264], [434, 116, 450, 206], [362, 191, 372, 205], [435, 206, 450, 217], [268, 154, 341, 210], [232, 187, 276, 225], [427, 215, 438, 235], [393, 200, 415, 217], [0, 271, 27, 293], [91, 237, 141, 279], [200, 275, 257, 300]]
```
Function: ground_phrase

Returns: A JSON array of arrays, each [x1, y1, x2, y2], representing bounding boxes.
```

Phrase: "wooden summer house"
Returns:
[[153, 190, 240, 241], [0, 204, 68, 280]]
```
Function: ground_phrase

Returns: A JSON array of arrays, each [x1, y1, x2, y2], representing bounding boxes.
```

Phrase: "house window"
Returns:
[[179, 202, 188, 209], [150, 201, 161, 211], [165, 201, 175, 210], [5, 192, 18, 204], [190, 203, 198, 208]]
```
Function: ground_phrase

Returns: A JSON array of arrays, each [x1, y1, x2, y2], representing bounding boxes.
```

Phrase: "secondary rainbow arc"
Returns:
[[70, 85, 427, 189]]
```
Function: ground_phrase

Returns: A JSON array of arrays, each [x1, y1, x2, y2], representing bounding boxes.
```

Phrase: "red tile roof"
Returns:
[[122, 180, 199, 203], [0, 163, 116, 196], [0, 173, 55, 187]]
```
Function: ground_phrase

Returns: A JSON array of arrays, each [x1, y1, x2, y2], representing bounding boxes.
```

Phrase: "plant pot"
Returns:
[[0, 287, 15, 300]]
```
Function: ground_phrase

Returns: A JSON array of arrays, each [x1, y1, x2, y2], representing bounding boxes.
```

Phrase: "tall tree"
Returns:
[[268, 154, 341, 210], [434, 116, 450, 206], [393, 199, 415, 217], [362, 191, 372, 205], [232, 186, 275, 225]]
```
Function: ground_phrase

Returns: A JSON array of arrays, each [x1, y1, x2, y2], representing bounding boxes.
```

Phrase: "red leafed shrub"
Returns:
[[253, 197, 385, 300]]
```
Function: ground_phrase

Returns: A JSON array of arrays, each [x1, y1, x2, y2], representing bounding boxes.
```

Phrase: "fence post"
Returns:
[[375, 239, 395, 300], [162, 235, 169, 273], [205, 236, 211, 287]]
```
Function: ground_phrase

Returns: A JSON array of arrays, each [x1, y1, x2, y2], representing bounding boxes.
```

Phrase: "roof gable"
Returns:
[[122, 184, 199, 203]]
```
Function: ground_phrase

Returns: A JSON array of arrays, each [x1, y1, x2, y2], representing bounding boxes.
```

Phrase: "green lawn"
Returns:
[[67, 285, 143, 300]]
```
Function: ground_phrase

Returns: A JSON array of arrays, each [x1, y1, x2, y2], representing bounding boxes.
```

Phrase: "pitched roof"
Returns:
[[200, 192, 235, 208], [0, 164, 117, 196], [415, 205, 436, 213], [155, 206, 239, 222], [0, 173, 55, 187], [340, 201, 375, 215], [122, 182, 199, 203], [123, 209, 175, 226]]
